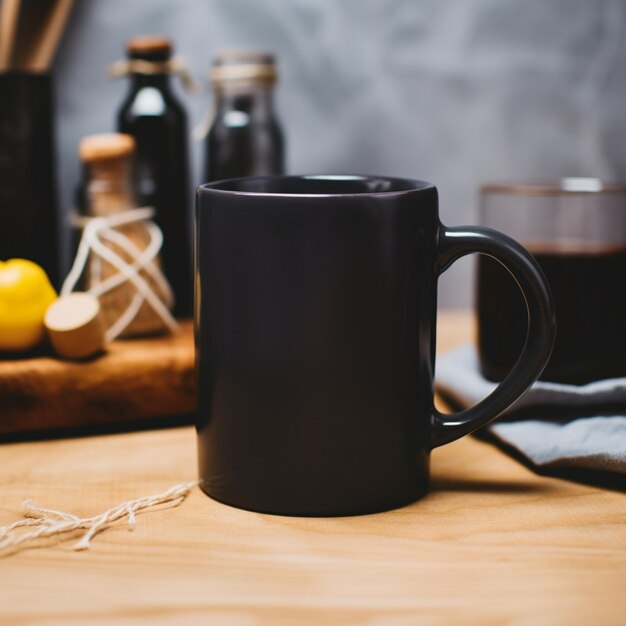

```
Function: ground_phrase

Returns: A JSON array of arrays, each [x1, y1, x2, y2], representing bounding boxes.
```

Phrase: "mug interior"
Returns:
[[200, 174, 432, 196]]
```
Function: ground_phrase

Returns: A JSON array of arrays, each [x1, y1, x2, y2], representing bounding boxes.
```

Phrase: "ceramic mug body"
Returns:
[[195, 175, 555, 516]]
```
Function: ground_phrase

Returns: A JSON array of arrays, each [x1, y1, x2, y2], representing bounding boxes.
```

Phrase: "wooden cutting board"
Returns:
[[0, 320, 195, 436]]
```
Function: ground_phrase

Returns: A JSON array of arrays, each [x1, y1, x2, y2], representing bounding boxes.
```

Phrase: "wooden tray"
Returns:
[[0, 320, 195, 437]]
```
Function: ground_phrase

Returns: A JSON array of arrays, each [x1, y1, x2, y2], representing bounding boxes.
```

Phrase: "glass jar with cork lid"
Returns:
[[74, 133, 175, 338]]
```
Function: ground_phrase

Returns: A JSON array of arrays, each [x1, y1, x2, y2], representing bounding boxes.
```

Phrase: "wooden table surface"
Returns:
[[1, 312, 624, 626]]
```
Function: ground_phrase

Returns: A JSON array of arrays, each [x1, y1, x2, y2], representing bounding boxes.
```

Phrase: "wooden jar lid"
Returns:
[[127, 35, 172, 57], [79, 133, 135, 163], [45, 293, 106, 359]]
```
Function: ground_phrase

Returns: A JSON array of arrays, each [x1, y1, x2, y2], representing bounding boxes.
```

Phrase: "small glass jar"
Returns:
[[77, 133, 170, 337], [204, 49, 285, 181]]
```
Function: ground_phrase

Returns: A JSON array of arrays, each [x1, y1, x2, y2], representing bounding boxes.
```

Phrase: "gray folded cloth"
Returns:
[[436, 344, 626, 478]]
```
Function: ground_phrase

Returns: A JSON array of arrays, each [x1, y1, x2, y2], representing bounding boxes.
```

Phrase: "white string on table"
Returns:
[[0, 481, 199, 555]]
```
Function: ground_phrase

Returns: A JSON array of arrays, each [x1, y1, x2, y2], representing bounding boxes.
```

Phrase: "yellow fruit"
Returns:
[[0, 259, 57, 352]]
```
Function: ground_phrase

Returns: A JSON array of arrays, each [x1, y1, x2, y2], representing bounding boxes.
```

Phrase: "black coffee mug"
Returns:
[[195, 175, 555, 516]]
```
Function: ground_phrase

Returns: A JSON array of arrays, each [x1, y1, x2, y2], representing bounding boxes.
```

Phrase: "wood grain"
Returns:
[[0, 312, 624, 626], [0, 321, 195, 435]]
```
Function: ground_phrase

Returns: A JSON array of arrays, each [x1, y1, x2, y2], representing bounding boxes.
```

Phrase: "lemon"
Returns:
[[0, 259, 57, 352]]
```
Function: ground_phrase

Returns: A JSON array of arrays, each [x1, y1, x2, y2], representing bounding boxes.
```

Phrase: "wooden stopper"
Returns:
[[44, 293, 106, 359], [126, 35, 172, 57], [78, 133, 135, 163]]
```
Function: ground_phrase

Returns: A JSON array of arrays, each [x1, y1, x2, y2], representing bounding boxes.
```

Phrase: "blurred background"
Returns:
[[54, 0, 626, 308]]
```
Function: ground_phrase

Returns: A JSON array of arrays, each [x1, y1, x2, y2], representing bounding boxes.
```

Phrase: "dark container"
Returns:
[[195, 175, 555, 516], [116, 37, 192, 317], [0, 72, 59, 286], [477, 180, 626, 384]]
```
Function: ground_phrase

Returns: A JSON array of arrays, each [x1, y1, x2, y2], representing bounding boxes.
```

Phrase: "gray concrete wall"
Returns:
[[54, 0, 626, 308]]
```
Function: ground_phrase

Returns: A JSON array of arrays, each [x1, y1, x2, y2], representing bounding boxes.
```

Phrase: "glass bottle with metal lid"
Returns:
[[204, 49, 285, 182]]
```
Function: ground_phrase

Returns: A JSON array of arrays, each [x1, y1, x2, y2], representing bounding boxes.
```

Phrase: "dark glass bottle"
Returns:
[[205, 50, 285, 181], [116, 36, 192, 317]]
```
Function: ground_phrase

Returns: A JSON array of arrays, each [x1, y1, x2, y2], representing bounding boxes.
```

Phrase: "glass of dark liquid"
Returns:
[[477, 178, 626, 384]]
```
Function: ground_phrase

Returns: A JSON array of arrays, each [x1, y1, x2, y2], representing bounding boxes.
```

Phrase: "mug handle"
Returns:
[[431, 225, 556, 448]]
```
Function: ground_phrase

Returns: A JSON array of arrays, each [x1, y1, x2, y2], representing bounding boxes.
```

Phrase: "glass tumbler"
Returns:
[[477, 178, 626, 384]]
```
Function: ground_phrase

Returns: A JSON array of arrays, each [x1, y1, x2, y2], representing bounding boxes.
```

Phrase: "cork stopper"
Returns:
[[127, 35, 172, 60], [79, 133, 135, 163], [45, 293, 106, 359]]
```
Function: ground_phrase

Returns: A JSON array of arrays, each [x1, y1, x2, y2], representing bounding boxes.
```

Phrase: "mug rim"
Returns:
[[198, 174, 435, 198]]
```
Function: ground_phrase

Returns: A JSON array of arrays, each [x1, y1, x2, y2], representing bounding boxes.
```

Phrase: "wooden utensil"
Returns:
[[0, 0, 22, 70], [11, 0, 73, 71], [45, 292, 107, 360]]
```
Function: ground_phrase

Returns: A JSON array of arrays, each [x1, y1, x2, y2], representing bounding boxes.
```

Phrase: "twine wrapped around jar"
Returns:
[[74, 133, 177, 338], [63, 207, 178, 341]]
